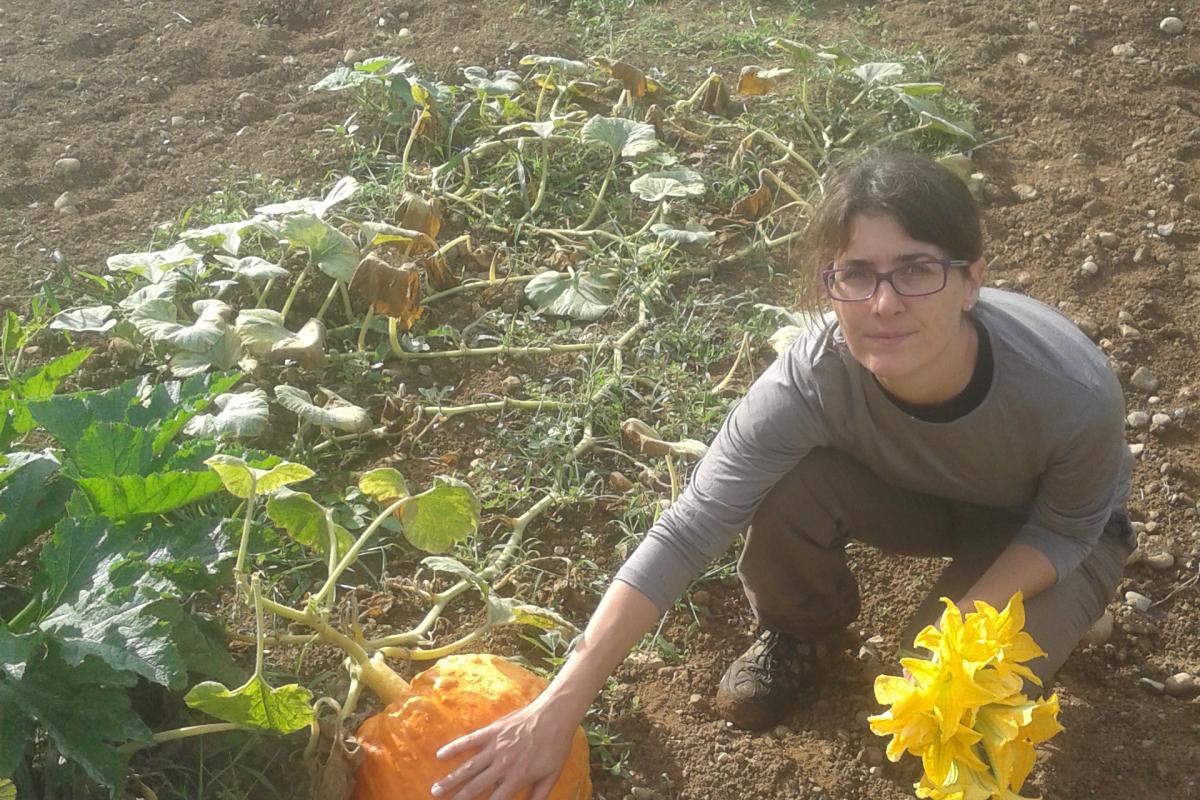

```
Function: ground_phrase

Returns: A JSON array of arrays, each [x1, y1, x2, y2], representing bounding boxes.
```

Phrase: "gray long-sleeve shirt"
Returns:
[[615, 288, 1133, 613]]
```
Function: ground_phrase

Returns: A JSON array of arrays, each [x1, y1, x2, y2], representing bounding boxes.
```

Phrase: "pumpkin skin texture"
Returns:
[[352, 653, 592, 800]]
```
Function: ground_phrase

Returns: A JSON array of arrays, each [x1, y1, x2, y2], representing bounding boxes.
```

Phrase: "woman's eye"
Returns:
[[902, 262, 938, 277], [841, 267, 872, 281]]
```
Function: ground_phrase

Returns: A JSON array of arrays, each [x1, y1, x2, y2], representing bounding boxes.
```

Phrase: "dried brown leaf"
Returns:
[[396, 193, 442, 240], [730, 182, 774, 222], [737, 65, 775, 96], [595, 57, 654, 98], [349, 254, 424, 329]]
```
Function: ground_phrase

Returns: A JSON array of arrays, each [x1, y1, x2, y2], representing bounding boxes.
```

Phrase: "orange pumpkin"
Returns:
[[352, 653, 592, 800]]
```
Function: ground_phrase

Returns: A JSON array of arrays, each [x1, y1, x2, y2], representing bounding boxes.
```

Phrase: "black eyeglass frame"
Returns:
[[821, 258, 972, 302]]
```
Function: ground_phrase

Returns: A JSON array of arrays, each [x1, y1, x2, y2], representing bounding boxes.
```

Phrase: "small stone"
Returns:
[[170, 115, 185, 127], [1016, 52, 1033, 66], [772, 725, 789, 739], [1130, 367, 1160, 393], [53, 191, 74, 210], [1145, 552, 1175, 571], [1186, 193, 1200, 210], [1074, 317, 1100, 340], [1112, 43, 1137, 58], [1080, 260, 1099, 276], [1159, 17, 1185, 35], [1080, 611, 1114, 646], [860, 746, 885, 767], [233, 91, 272, 122], [397, 27, 412, 38], [1129, 443, 1145, 457], [1127, 411, 1151, 428], [1151, 412, 1172, 428], [343, 48, 359, 64], [1068, 4, 1083, 15], [691, 589, 711, 606], [1138, 677, 1165, 693], [1119, 324, 1141, 338], [1156, 222, 1175, 238], [1012, 183, 1038, 201], [688, 692, 703, 705], [1124, 591, 1152, 612], [452, 45, 463, 55], [500, 375, 522, 394], [281, 54, 297, 66], [53, 157, 81, 178], [1126, 547, 1145, 567], [1097, 231, 1120, 248], [716, 752, 732, 764], [1027, 20, 1041, 34], [1164, 672, 1198, 697], [416, 364, 433, 376], [608, 471, 634, 492]]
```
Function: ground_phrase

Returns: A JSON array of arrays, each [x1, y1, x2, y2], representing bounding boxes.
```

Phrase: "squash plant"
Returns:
[[155, 454, 588, 798]]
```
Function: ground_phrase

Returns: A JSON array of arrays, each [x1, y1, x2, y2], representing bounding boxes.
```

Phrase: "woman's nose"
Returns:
[[871, 278, 906, 314]]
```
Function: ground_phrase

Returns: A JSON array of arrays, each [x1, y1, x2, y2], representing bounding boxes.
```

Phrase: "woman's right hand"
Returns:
[[430, 694, 583, 800]]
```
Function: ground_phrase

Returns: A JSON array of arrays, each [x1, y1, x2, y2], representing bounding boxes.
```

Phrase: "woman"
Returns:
[[429, 150, 1135, 798]]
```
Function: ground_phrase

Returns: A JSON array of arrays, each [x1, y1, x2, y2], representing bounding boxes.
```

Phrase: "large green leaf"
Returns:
[[185, 674, 314, 734], [279, 214, 360, 282], [581, 115, 658, 158], [153, 606, 244, 686], [0, 627, 38, 682], [72, 422, 155, 477], [0, 452, 71, 563], [4, 349, 93, 436], [29, 517, 112, 615], [205, 454, 314, 499], [78, 470, 222, 520], [629, 169, 705, 203], [265, 490, 353, 560], [401, 477, 481, 554], [40, 589, 188, 689], [525, 268, 618, 321], [0, 703, 32, 778], [0, 649, 152, 789]]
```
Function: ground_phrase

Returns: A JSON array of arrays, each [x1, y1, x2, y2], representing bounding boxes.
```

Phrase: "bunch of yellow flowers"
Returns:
[[868, 593, 1064, 800]]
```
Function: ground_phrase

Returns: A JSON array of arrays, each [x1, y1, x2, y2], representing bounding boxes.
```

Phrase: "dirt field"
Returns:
[[1, 1, 1197, 799]]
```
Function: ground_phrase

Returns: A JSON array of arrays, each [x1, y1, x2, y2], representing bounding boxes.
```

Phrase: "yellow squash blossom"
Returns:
[[868, 593, 1063, 800]]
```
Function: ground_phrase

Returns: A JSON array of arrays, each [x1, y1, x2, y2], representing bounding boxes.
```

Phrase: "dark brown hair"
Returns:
[[798, 150, 983, 308]]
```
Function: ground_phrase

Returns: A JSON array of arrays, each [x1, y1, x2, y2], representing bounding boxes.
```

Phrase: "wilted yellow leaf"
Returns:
[[594, 57, 657, 98]]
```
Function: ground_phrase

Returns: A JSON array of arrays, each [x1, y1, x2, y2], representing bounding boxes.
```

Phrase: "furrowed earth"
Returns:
[[1, 1, 1197, 799]]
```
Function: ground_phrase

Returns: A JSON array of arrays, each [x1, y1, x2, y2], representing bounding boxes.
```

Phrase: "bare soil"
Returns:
[[1, 1, 1197, 799]]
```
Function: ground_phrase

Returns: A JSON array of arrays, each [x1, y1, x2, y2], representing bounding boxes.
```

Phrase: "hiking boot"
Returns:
[[715, 629, 819, 730]]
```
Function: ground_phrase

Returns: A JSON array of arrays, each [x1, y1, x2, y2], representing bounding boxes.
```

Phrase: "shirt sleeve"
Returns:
[[1013, 374, 1128, 581], [613, 336, 837, 612]]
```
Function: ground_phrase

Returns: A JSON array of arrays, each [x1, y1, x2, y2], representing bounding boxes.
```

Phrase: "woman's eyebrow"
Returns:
[[840, 251, 941, 267]]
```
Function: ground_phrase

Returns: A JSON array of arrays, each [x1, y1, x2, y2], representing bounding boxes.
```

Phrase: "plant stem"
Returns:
[[338, 279, 356, 322], [309, 497, 409, 609], [234, 478, 259, 587], [279, 261, 312, 325], [388, 339, 599, 360], [356, 306, 375, 352], [119, 723, 247, 755], [575, 154, 617, 231], [251, 575, 266, 679], [6, 597, 39, 633], [422, 274, 538, 306], [314, 280, 340, 323]]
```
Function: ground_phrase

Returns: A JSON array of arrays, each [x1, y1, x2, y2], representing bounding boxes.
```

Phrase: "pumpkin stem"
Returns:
[[361, 652, 411, 704]]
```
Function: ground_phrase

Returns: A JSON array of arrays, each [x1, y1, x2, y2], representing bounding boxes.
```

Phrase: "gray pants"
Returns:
[[737, 448, 1135, 689]]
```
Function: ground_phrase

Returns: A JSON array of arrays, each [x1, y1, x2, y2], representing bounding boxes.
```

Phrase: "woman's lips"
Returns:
[[866, 331, 914, 343]]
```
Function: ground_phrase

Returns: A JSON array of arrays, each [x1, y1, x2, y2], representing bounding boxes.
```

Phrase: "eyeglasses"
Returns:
[[821, 258, 971, 302]]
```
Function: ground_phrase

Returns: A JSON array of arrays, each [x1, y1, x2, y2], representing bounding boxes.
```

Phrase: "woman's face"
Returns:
[[830, 213, 986, 404]]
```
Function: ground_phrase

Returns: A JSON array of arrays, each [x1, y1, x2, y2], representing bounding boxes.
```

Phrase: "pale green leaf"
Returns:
[[851, 61, 904, 86], [78, 470, 223, 520], [519, 55, 591, 76], [182, 390, 270, 439], [629, 169, 705, 202], [178, 216, 265, 256], [892, 82, 944, 96], [358, 467, 409, 504], [401, 477, 481, 554], [581, 115, 658, 158], [651, 222, 715, 249], [185, 674, 314, 733], [422, 555, 487, 593], [256, 176, 359, 219], [265, 489, 353, 560], [204, 454, 313, 499], [215, 254, 290, 282], [463, 66, 522, 95], [49, 305, 115, 333], [274, 385, 373, 433], [525, 268, 618, 321], [279, 214, 360, 281]]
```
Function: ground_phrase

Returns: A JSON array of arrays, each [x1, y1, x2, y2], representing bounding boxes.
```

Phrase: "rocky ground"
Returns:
[[1, 1, 1197, 799]]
